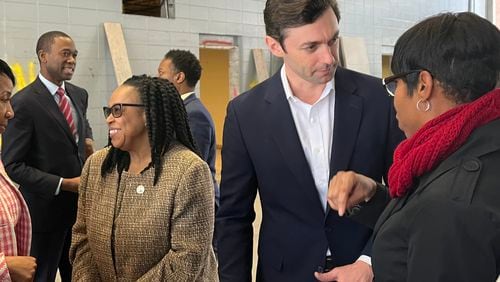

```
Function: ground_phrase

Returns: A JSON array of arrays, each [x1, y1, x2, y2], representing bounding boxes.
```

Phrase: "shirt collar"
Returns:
[[180, 92, 195, 101], [39, 74, 66, 96], [280, 65, 335, 104]]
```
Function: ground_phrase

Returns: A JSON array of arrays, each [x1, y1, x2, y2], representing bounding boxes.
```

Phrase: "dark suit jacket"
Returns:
[[372, 119, 500, 282], [184, 93, 219, 205], [216, 67, 404, 282], [2, 77, 92, 232]]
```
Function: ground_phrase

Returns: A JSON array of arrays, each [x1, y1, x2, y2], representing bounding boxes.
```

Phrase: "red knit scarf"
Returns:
[[388, 88, 500, 198]]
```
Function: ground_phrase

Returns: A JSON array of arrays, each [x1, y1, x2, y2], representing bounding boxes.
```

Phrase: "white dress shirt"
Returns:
[[280, 66, 371, 266], [280, 66, 335, 211]]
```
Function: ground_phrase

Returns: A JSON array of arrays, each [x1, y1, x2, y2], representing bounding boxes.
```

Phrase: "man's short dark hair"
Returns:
[[391, 12, 500, 103], [36, 31, 72, 57], [164, 49, 202, 88], [0, 59, 16, 87], [264, 0, 340, 48]]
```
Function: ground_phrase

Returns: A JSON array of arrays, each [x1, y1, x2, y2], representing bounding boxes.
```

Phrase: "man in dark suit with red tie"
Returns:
[[2, 31, 94, 282]]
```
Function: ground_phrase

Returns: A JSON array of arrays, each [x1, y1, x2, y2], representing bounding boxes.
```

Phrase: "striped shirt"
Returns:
[[0, 160, 32, 281]]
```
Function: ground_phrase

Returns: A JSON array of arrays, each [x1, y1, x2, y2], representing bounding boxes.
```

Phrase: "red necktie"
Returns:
[[56, 87, 77, 138]]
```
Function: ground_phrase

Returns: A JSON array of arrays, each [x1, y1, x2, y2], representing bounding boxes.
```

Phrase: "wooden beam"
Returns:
[[104, 22, 132, 85], [252, 49, 269, 83]]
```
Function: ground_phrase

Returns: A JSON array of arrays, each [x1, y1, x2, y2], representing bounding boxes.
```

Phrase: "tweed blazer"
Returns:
[[70, 143, 218, 281]]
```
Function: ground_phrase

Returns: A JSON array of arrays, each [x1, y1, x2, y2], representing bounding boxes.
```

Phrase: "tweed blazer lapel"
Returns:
[[86, 159, 121, 279]]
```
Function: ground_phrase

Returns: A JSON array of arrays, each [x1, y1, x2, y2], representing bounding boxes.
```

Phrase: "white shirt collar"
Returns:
[[180, 92, 195, 101], [280, 65, 335, 104], [38, 73, 66, 96]]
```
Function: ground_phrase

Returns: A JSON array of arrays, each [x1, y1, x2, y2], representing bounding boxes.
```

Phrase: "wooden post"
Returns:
[[252, 49, 269, 83], [103, 22, 133, 85]]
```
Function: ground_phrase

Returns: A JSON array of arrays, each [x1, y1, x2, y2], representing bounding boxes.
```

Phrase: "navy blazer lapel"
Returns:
[[325, 68, 363, 220], [33, 78, 77, 144], [183, 93, 197, 106], [329, 68, 363, 177], [264, 73, 324, 212]]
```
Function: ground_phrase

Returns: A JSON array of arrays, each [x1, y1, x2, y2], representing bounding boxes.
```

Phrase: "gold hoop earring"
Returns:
[[416, 99, 431, 112]]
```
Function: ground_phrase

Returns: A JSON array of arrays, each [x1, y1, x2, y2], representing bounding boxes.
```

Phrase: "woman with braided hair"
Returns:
[[70, 75, 218, 281]]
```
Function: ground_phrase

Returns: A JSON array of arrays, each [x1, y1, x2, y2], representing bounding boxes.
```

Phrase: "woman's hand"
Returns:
[[328, 171, 377, 216], [5, 256, 37, 282]]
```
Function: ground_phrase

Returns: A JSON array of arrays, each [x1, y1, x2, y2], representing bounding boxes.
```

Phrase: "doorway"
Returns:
[[199, 47, 231, 148]]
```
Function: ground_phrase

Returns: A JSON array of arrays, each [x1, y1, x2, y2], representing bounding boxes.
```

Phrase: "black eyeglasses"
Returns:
[[103, 103, 145, 118], [382, 69, 424, 96]]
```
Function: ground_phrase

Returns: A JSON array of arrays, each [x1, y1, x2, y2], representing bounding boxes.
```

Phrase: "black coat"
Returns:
[[372, 118, 500, 282]]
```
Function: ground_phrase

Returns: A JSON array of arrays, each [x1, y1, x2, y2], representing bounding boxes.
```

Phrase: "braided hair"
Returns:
[[101, 75, 199, 185]]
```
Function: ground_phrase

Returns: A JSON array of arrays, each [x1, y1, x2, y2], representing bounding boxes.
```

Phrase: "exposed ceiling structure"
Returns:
[[122, 0, 165, 17]]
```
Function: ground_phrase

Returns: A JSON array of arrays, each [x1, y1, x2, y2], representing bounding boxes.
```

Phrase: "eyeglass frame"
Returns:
[[382, 69, 425, 96], [103, 103, 145, 118]]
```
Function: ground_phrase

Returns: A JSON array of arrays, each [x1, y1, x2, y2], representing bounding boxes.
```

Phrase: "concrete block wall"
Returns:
[[338, 0, 469, 77], [0, 0, 268, 148], [0, 0, 477, 148]]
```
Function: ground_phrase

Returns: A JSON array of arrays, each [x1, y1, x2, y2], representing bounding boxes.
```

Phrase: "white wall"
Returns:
[[337, 0, 469, 77], [0, 0, 476, 148], [0, 0, 268, 148]]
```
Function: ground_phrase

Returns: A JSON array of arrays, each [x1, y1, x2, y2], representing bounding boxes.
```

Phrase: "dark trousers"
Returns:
[[31, 228, 72, 282], [58, 231, 72, 282]]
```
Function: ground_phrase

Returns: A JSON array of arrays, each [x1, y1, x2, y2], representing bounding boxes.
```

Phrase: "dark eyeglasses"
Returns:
[[103, 103, 145, 118], [382, 69, 424, 96]]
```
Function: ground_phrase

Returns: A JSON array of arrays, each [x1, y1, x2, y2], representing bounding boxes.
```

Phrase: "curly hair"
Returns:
[[164, 49, 202, 88], [101, 75, 199, 185]]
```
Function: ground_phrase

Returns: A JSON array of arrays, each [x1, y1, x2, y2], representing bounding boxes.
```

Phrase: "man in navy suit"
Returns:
[[216, 0, 404, 281], [2, 31, 94, 282], [158, 49, 219, 208]]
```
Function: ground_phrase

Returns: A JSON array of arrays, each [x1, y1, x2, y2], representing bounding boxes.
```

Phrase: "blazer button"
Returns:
[[462, 160, 480, 172], [136, 185, 145, 194]]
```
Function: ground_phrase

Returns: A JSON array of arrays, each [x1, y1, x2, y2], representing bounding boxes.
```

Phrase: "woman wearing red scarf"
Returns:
[[0, 59, 37, 281], [317, 12, 500, 282]]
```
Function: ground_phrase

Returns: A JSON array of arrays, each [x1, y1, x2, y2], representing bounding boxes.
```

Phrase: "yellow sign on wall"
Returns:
[[10, 61, 37, 92]]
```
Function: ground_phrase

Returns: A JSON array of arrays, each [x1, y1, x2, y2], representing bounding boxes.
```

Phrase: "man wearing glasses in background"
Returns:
[[2, 31, 93, 282]]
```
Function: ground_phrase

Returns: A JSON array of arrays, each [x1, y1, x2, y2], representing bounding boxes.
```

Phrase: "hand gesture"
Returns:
[[328, 171, 376, 216]]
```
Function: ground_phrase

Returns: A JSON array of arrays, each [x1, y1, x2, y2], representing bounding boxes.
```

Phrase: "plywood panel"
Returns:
[[340, 36, 371, 75], [252, 48, 269, 83], [104, 22, 132, 85]]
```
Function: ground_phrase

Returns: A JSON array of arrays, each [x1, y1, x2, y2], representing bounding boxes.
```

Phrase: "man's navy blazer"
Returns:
[[216, 67, 403, 281], [183, 93, 219, 205], [2, 77, 92, 232]]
